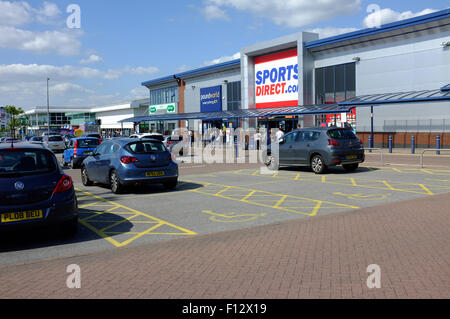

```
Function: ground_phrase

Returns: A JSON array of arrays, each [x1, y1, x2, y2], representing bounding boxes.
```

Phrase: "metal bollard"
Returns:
[[437, 135, 441, 155], [389, 136, 393, 154], [411, 135, 415, 154], [368, 136, 373, 153]]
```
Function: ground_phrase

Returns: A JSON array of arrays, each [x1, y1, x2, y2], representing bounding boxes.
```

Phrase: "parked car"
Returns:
[[63, 134, 75, 147], [85, 133, 102, 144], [2, 138, 21, 145], [62, 137, 101, 169], [164, 135, 185, 156], [29, 136, 44, 144], [264, 127, 365, 174], [0, 143, 78, 236], [43, 135, 66, 153], [81, 138, 178, 194], [129, 133, 164, 142]]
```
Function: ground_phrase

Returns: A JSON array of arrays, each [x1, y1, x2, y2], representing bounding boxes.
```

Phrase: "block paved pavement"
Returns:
[[0, 189, 449, 299]]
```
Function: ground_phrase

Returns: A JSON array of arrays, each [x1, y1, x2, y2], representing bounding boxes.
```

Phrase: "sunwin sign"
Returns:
[[200, 85, 222, 112], [255, 48, 299, 109]]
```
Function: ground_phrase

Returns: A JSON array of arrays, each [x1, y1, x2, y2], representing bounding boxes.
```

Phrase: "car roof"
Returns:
[[105, 138, 163, 145], [0, 142, 46, 150], [73, 137, 99, 141]]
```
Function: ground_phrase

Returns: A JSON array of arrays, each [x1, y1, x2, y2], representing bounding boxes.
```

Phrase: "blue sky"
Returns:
[[0, 0, 448, 110]]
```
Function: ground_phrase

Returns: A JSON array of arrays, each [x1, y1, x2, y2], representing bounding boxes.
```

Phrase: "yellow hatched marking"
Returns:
[[75, 188, 197, 247], [230, 169, 446, 195], [418, 184, 433, 196], [184, 180, 359, 217]]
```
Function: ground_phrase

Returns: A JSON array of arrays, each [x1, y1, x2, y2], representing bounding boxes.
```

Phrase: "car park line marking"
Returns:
[[201, 210, 267, 223], [230, 169, 450, 195], [333, 192, 391, 200], [183, 180, 359, 217], [75, 188, 197, 247]]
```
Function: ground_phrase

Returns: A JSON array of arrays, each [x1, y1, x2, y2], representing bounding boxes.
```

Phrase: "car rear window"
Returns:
[[32, 137, 43, 142], [327, 129, 357, 140], [127, 141, 167, 154], [0, 149, 57, 177], [142, 135, 164, 141], [77, 139, 100, 148], [48, 136, 63, 142]]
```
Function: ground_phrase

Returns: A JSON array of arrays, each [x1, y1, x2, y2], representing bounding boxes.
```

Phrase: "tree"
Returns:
[[4, 105, 25, 139]]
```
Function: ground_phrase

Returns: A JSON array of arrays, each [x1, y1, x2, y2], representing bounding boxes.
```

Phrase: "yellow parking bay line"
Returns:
[[183, 180, 359, 217], [231, 169, 450, 195], [75, 188, 197, 247]]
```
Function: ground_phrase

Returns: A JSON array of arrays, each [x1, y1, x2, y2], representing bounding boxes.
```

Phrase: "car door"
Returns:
[[293, 131, 320, 164], [87, 142, 109, 182], [63, 140, 74, 164], [278, 131, 299, 164], [96, 142, 121, 183]]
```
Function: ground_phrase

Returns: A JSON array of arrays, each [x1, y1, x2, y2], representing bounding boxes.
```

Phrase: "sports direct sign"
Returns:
[[255, 48, 299, 109]]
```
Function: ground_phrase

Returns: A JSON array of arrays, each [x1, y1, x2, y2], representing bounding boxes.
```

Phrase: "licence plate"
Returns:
[[1, 210, 43, 224], [146, 171, 165, 177], [347, 155, 358, 160]]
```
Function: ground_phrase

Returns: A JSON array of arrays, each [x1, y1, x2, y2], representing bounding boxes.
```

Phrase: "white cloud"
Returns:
[[130, 87, 149, 99], [203, 0, 361, 28], [80, 54, 103, 64], [0, 26, 83, 55], [36, 1, 62, 24], [50, 83, 95, 95], [204, 52, 240, 66], [0, 1, 32, 26], [203, 5, 229, 21], [307, 27, 359, 39], [0, 63, 160, 83], [363, 8, 438, 28]]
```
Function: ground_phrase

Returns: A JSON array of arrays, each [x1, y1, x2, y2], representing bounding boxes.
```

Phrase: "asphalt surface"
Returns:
[[1, 152, 450, 267]]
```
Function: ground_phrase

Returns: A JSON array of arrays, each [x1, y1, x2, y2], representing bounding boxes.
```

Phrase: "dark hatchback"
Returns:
[[265, 127, 365, 174], [0, 143, 78, 236]]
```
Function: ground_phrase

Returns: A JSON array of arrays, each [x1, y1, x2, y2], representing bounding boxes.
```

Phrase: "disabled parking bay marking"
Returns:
[[201, 210, 267, 223], [183, 180, 359, 217], [230, 169, 450, 196], [75, 188, 197, 248]]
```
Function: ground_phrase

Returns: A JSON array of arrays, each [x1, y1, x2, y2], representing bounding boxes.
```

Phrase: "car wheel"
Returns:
[[110, 170, 124, 194], [266, 155, 279, 171], [163, 179, 178, 190], [343, 163, 359, 172], [311, 155, 326, 174], [81, 166, 93, 186]]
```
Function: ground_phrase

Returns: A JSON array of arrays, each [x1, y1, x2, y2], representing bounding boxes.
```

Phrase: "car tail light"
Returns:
[[121, 156, 137, 164], [328, 139, 340, 146], [53, 175, 73, 194], [360, 139, 364, 145], [167, 154, 172, 161], [74, 140, 78, 157]]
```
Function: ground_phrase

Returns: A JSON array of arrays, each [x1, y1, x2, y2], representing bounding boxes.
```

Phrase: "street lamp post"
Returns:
[[47, 78, 50, 136]]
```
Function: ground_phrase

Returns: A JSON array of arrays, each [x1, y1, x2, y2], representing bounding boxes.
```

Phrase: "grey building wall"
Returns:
[[183, 68, 241, 114], [313, 30, 450, 132]]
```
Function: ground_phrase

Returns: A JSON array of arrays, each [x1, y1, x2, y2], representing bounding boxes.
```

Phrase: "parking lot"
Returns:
[[2, 154, 450, 268]]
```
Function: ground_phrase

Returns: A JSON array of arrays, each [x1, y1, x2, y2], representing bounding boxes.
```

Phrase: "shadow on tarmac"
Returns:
[[278, 166, 378, 175]]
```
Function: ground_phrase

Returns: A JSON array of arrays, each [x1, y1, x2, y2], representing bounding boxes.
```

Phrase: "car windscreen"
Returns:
[[77, 139, 100, 148], [0, 149, 57, 177], [126, 141, 167, 154], [327, 129, 357, 140], [48, 136, 63, 142]]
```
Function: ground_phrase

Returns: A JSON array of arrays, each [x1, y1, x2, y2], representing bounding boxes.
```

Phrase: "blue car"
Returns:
[[0, 143, 78, 236], [62, 137, 101, 169], [80, 138, 178, 194]]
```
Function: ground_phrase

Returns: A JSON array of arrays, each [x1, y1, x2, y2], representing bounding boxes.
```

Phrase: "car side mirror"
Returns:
[[279, 138, 286, 145]]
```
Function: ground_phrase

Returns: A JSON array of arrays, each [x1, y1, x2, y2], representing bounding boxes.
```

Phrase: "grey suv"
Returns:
[[265, 127, 365, 174]]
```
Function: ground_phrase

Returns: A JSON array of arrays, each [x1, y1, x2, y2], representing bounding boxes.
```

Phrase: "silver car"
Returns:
[[44, 135, 66, 153]]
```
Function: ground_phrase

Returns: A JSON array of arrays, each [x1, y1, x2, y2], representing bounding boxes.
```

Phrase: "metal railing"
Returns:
[[364, 148, 384, 166], [420, 149, 450, 168]]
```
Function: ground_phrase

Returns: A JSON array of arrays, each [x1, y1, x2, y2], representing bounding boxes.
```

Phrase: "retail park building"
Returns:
[[25, 9, 450, 148]]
